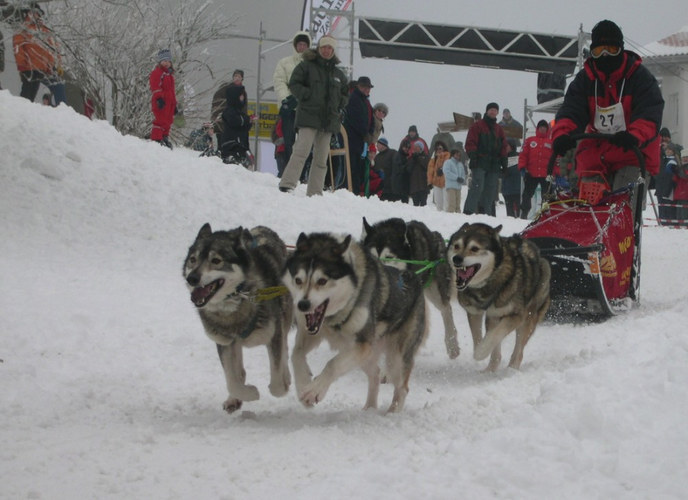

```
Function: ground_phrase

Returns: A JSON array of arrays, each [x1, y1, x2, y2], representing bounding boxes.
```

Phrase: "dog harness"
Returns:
[[380, 257, 445, 288]]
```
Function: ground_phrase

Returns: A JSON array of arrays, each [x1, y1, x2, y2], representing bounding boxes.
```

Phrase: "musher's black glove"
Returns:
[[610, 131, 639, 151], [552, 134, 576, 156]]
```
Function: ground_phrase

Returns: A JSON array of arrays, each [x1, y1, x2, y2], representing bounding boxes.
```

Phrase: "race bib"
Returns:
[[594, 102, 626, 134]]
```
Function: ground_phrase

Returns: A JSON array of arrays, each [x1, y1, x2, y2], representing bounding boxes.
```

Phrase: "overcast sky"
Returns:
[[343, 0, 687, 146]]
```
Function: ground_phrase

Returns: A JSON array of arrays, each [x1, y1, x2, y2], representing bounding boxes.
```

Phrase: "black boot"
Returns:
[[161, 136, 173, 149]]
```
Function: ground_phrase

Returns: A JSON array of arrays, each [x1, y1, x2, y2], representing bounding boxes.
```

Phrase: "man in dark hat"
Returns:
[[463, 101, 508, 215], [550, 19, 664, 205], [344, 75, 375, 195]]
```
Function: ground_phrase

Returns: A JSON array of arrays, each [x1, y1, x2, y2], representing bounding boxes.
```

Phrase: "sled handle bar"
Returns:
[[546, 132, 646, 178]]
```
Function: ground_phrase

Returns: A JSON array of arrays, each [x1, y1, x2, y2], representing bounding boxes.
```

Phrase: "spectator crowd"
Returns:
[[2, 12, 686, 226]]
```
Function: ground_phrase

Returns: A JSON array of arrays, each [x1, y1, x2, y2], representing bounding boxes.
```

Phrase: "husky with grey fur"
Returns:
[[183, 223, 293, 413], [283, 232, 427, 413], [361, 217, 461, 358], [447, 223, 550, 371]]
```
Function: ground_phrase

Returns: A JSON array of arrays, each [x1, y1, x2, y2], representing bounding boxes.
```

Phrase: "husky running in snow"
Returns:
[[284, 232, 427, 413], [183, 224, 292, 413], [447, 223, 550, 371]]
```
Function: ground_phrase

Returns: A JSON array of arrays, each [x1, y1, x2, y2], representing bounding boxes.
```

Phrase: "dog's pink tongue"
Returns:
[[458, 266, 477, 280], [191, 285, 212, 304]]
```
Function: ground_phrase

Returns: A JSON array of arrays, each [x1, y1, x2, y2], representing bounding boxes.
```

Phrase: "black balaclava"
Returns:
[[591, 20, 624, 74]]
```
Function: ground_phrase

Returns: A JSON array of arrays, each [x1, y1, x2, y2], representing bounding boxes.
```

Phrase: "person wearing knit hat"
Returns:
[[462, 102, 508, 215], [407, 140, 431, 206], [317, 35, 337, 54], [499, 107, 523, 148], [518, 119, 553, 219], [370, 102, 389, 153], [550, 19, 664, 211], [157, 49, 172, 63], [374, 137, 404, 202], [210, 68, 249, 140], [149, 48, 177, 148], [273, 31, 312, 164], [398, 125, 429, 157], [278, 33, 349, 196]]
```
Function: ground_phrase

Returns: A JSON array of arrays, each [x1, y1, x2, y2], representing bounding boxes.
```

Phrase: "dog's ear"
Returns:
[[239, 227, 257, 249], [197, 223, 212, 240], [296, 232, 309, 252], [335, 234, 352, 256], [361, 217, 372, 240], [494, 224, 503, 235]]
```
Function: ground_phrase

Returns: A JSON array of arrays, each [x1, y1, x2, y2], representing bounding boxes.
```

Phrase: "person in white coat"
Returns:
[[273, 31, 312, 164], [443, 148, 467, 213]]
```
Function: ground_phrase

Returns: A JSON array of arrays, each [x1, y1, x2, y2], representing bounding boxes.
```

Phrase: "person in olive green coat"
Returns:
[[278, 35, 349, 196]]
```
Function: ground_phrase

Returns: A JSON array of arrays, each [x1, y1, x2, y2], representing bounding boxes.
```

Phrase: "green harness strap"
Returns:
[[379, 258, 445, 288], [252, 285, 289, 302]]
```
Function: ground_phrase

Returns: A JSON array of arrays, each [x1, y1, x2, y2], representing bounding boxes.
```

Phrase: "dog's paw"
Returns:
[[300, 377, 330, 408], [222, 398, 243, 414], [235, 384, 260, 402], [269, 375, 291, 398], [446, 337, 461, 359], [474, 339, 496, 361]]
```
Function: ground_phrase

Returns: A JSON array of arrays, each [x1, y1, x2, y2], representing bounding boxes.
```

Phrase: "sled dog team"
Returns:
[[183, 218, 551, 414]]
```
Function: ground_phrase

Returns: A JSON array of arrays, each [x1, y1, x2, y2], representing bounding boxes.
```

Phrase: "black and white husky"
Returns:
[[283, 232, 427, 413], [447, 223, 550, 371], [183, 224, 293, 413], [361, 217, 461, 359]]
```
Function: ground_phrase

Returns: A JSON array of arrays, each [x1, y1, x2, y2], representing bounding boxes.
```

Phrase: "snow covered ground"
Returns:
[[2, 90, 687, 499]]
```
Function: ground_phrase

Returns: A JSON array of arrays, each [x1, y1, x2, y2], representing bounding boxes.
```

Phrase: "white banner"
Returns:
[[301, 0, 353, 44]]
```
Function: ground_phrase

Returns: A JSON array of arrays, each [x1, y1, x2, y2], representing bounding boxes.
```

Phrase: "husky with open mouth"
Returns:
[[183, 223, 293, 413], [447, 223, 550, 371], [283, 232, 427, 413], [361, 217, 461, 359]]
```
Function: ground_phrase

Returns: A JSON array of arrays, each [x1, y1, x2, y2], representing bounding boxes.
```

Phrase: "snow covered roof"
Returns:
[[641, 24, 688, 59]]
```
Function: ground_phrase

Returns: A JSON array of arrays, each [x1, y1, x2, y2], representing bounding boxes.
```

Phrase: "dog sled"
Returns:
[[521, 133, 646, 321]]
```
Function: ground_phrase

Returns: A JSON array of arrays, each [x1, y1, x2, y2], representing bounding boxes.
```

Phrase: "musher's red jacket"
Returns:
[[551, 51, 664, 176]]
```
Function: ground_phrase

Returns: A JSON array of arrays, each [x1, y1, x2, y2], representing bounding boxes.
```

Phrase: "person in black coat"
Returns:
[[220, 85, 255, 164], [344, 76, 375, 195]]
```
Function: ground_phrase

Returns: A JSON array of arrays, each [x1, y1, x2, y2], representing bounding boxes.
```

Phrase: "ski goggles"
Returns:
[[591, 44, 622, 58]]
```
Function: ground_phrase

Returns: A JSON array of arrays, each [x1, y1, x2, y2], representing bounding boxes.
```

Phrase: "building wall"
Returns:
[[646, 59, 688, 153]]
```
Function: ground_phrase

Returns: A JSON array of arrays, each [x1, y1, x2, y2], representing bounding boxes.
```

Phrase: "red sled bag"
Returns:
[[523, 189, 635, 315]]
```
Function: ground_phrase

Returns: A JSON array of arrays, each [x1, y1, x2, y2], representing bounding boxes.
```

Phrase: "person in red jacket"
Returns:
[[149, 49, 177, 148], [463, 102, 508, 215], [519, 119, 553, 218], [550, 20, 664, 205]]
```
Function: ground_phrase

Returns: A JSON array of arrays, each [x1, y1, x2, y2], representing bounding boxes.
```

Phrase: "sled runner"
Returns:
[[521, 133, 646, 321]]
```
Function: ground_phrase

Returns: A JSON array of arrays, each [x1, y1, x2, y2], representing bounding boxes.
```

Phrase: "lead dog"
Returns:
[[283, 232, 427, 413], [183, 223, 293, 413], [447, 223, 550, 371], [361, 217, 461, 358]]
